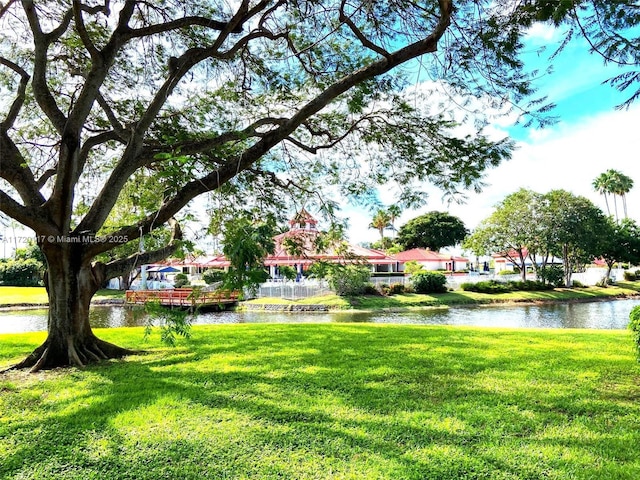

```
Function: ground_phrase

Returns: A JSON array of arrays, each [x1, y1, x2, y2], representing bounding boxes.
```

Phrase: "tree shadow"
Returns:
[[1, 325, 639, 478]]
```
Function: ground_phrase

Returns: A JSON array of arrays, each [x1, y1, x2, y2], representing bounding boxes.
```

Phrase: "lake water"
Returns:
[[1, 298, 639, 334]]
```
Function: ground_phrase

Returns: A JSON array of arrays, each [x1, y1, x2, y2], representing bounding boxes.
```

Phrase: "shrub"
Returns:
[[463, 280, 553, 293], [173, 273, 190, 288], [411, 272, 447, 294], [623, 271, 637, 281], [498, 269, 516, 276], [571, 279, 585, 288], [202, 268, 225, 284], [629, 306, 640, 362], [278, 265, 298, 281], [388, 283, 406, 295], [327, 264, 372, 296], [537, 265, 564, 287], [377, 283, 391, 296], [362, 283, 380, 295], [0, 258, 43, 286], [506, 280, 552, 291], [403, 261, 424, 275], [459, 282, 475, 291], [460, 280, 512, 294]]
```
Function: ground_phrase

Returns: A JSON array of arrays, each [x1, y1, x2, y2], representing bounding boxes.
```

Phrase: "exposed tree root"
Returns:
[[2, 336, 141, 373]]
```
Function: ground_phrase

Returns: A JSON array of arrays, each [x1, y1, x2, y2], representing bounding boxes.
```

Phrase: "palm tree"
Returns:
[[596, 169, 635, 222], [613, 171, 634, 219], [593, 171, 613, 218], [387, 204, 402, 238], [369, 209, 392, 242]]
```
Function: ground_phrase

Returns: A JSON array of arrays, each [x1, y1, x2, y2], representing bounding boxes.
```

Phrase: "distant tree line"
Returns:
[[463, 189, 640, 287]]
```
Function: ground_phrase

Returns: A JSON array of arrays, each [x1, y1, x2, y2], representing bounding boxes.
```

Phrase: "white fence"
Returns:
[[252, 267, 625, 300], [255, 281, 333, 300]]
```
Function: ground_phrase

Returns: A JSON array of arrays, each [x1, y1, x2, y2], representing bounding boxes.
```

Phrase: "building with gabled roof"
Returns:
[[393, 248, 469, 272], [264, 209, 398, 277], [163, 210, 398, 282]]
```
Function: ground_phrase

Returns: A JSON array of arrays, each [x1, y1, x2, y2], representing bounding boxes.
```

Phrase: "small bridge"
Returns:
[[125, 288, 239, 310]]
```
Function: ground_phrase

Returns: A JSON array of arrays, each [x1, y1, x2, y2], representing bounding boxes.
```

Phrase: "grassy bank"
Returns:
[[1, 324, 639, 479], [0, 287, 123, 307], [245, 282, 640, 311], [2, 282, 640, 311]]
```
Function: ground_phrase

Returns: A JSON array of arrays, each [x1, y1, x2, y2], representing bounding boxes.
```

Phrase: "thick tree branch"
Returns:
[[96, 92, 128, 139], [77, 130, 122, 175], [209, 0, 251, 51], [73, 0, 100, 59], [0, 56, 30, 128], [226, 0, 454, 174], [94, 218, 182, 280], [0, 129, 47, 206], [0, 190, 55, 234], [141, 117, 286, 161], [339, 0, 391, 59], [46, 1, 135, 230], [0, 0, 17, 19], [75, 2, 281, 235], [36, 169, 57, 189], [80, 0, 453, 249], [126, 15, 243, 39], [22, 0, 69, 133]]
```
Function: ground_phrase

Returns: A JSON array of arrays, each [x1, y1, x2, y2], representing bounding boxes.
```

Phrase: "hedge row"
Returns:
[[460, 279, 553, 294]]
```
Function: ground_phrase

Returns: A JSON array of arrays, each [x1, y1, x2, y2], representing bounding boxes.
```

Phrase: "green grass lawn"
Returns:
[[0, 287, 123, 306], [1, 324, 639, 479]]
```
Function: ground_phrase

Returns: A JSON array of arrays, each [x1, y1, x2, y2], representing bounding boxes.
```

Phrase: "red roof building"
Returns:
[[492, 247, 562, 273], [169, 210, 399, 281], [264, 209, 398, 277], [393, 248, 469, 272], [164, 212, 473, 282]]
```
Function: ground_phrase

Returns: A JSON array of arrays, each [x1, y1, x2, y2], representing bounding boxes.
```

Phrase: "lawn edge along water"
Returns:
[[2, 282, 640, 312], [242, 282, 640, 312]]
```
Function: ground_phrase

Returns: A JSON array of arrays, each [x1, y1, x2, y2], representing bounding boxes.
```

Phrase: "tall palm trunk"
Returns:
[[603, 192, 611, 217]]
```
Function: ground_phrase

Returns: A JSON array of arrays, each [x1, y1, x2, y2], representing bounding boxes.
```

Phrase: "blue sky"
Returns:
[[343, 22, 640, 247]]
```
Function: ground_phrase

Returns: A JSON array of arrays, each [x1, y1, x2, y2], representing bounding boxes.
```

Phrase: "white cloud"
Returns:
[[524, 23, 560, 44], [344, 103, 640, 245]]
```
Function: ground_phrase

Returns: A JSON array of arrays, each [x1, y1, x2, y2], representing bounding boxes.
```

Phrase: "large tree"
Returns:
[[398, 211, 468, 252], [541, 190, 608, 287], [599, 217, 640, 284], [463, 189, 540, 281], [0, 1, 634, 370]]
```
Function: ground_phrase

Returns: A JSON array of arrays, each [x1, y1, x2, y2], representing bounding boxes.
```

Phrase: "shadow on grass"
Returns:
[[2, 325, 639, 479]]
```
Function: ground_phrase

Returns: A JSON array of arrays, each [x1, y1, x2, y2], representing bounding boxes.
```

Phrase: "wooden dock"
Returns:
[[125, 288, 239, 310]]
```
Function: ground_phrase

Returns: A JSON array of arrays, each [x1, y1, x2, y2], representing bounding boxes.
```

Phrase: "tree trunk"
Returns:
[[563, 245, 572, 287], [518, 251, 527, 281], [7, 242, 135, 372]]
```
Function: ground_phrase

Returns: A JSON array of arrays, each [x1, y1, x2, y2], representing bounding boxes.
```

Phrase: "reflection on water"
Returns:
[[1, 299, 639, 334]]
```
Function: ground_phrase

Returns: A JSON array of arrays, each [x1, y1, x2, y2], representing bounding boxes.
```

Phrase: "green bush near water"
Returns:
[[411, 271, 447, 294], [460, 279, 553, 294]]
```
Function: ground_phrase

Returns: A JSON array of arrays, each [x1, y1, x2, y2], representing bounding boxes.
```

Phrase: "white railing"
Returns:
[[250, 267, 628, 300], [255, 280, 332, 300]]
